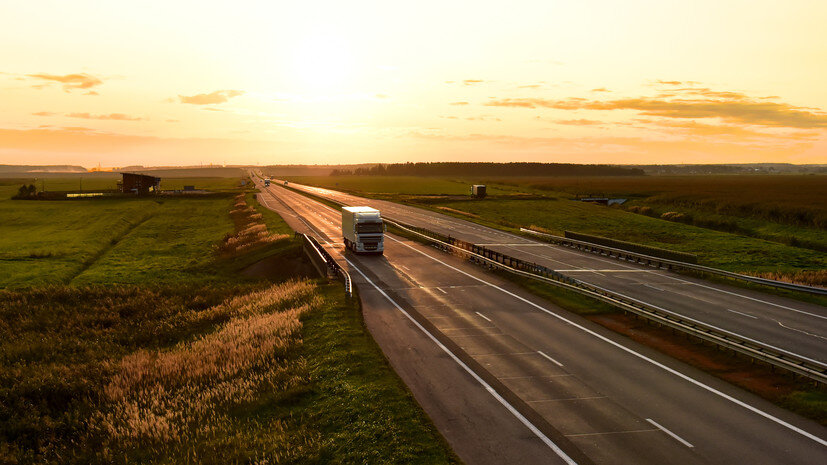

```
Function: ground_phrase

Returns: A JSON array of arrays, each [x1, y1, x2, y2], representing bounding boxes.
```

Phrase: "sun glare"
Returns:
[[288, 33, 356, 94]]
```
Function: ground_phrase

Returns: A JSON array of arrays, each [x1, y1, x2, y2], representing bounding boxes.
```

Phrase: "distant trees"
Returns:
[[13, 184, 37, 199], [330, 162, 645, 177]]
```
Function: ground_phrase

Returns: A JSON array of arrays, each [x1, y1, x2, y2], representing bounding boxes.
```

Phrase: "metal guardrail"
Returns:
[[521, 228, 827, 296], [283, 181, 824, 296], [300, 233, 353, 297], [385, 219, 827, 385]]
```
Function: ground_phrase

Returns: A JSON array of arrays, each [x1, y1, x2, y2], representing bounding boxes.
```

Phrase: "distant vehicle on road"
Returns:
[[264, 179, 270, 187], [342, 206, 384, 254], [471, 184, 487, 198]]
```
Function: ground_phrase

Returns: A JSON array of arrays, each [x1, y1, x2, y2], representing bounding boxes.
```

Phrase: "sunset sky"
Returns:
[[1, 0, 826, 167]]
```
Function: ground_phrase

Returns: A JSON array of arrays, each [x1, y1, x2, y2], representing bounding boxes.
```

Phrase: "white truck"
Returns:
[[341, 206, 384, 254]]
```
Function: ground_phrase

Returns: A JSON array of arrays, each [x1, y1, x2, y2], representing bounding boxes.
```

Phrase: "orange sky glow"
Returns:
[[1, 0, 826, 167]]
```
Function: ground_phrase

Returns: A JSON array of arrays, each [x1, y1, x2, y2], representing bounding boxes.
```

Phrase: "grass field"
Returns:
[[0, 179, 241, 287], [283, 175, 827, 279], [1, 175, 456, 464], [496, 175, 827, 251]]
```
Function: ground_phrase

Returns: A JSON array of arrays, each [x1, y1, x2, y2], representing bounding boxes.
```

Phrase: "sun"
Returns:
[[288, 33, 357, 94]]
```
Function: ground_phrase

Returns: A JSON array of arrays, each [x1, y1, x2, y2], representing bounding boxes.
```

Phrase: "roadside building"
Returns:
[[119, 172, 160, 195]]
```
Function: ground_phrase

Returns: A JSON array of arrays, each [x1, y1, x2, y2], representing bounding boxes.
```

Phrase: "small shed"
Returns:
[[471, 184, 487, 198], [120, 172, 160, 195]]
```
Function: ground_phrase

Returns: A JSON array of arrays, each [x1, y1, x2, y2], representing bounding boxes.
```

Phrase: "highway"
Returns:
[[256, 178, 827, 465], [280, 181, 827, 368]]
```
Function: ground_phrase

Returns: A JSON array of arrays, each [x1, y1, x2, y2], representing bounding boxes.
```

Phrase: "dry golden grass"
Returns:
[[92, 280, 321, 451], [216, 194, 288, 256], [747, 270, 827, 288]]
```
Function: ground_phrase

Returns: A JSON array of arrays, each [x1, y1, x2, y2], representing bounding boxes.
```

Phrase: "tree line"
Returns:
[[330, 162, 645, 177]]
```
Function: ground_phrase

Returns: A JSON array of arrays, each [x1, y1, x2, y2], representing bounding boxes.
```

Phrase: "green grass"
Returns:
[[70, 197, 238, 285], [0, 195, 237, 287], [1, 176, 457, 464], [435, 199, 827, 273], [296, 284, 458, 464], [247, 191, 294, 236]]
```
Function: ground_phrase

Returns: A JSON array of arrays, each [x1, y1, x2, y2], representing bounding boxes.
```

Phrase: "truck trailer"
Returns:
[[341, 206, 384, 254]]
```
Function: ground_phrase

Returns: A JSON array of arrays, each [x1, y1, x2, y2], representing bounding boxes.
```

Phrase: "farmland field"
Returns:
[[279, 175, 827, 281], [0, 175, 456, 464]]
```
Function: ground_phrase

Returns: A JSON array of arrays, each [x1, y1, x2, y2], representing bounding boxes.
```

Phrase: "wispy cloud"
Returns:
[[485, 88, 827, 129], [33, 111, 143, 121], [178, 90, 244, 105], [66, 112, 144, 121], [591, 87, 609, 92], [555, 119, 603, 126], [463, 79, 484, 85], [450, 101, 469, 105], [27, 73, 103, 91]]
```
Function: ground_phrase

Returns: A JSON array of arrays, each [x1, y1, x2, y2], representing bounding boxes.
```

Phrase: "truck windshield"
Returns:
[[356, 222, 383, 233]]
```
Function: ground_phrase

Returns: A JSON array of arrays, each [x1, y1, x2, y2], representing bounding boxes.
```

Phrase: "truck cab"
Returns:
[[264, 179, 271, 187], [341, 206, 384, 254]]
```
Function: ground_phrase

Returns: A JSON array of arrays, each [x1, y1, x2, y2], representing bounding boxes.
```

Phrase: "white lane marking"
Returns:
[[587, 285, 826, 368], [343, 257, 578, 465], [537, 350, 564, 367], [264, 194, 579, 464], [728, 309, 758, 319], [650, 272, 827, 321], [307, 181, 827, 323], [475, 311, 493, 322], [555, 269, 650, 273], [643, 283, 665, 292], [778, 321, 827, 341], [401, 265, 410, 271], [646, 418, 694, 448], [385, 235, 827, 447], [437, 287, 448, 294]]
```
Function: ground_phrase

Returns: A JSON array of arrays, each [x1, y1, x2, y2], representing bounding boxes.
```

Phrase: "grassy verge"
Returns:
[[297, 284, 458, 463]]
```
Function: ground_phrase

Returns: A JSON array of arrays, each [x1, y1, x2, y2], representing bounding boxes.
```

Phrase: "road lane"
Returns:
[[280, 180, 827, 366], [258, 179, 827, 464]]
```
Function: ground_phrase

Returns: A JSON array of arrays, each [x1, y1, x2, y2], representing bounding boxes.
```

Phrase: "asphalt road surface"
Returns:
[[282, 181, 827, 369], [255, 178, 827, 465]]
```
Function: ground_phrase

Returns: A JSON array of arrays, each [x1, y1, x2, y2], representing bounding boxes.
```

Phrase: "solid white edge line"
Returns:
[[646, 418, 694, 448], [343, 257, 579, 465], [290, 180, 827, 325], [274, 180, 827, 448], [384, 235, 827, 448], [475, 311, 493, 322], [537, 350, 565, 367]]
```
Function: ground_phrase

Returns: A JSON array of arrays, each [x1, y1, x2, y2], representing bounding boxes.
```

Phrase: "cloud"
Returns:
[[32, 111, 56, 117], [66, 112, 143, 121], [463, 79, 484, 85], [518, 84, 542, 89], [27, 73, 103, 91], [178, 90, 244, 105], [555, 119, 603, 126], [485, 90, 827, 128], [591, 88, 609, 92], [450, 101, 469, 105], [656, 80, 683, 86]]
